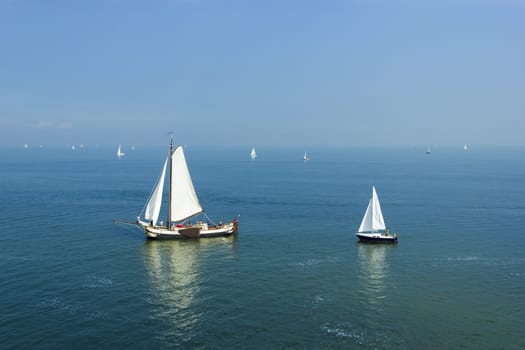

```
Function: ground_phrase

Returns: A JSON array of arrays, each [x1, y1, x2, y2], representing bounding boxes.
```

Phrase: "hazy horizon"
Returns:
[[1, 0, 524, 148]]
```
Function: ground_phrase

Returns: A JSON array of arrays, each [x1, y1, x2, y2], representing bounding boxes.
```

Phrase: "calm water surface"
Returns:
[[1, 146, 524, 349]]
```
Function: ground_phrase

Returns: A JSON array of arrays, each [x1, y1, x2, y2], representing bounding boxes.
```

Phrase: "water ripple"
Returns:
[[443, 256, 524, 267], [321, 323, 373, 345], [37, 297, 82, 314], [82, 276, 113, 289], [288, 256, 342, 269], [36, 297, 113, 321], [0, 253, 31, 262]]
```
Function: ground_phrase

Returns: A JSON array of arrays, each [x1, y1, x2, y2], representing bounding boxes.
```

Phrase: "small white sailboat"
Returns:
[[131, 138, 238, 239], [250, 147, 257, 160], [23, 144, 29, 149], [303, 152, 310, 161], [117, 144, 125, 158], [464, 144, 468, 151], [356, 186, 397, 243]]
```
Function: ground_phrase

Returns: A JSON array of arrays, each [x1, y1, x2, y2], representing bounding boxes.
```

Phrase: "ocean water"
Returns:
[[1, 146, 524, 349]]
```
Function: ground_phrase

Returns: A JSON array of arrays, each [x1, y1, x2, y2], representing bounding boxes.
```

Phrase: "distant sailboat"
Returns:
[[23, 144, 28, 149], [426, 146, 431, 155], [71, 145, 76, 151], [303, 152, 310, 161], [250, 147, 257, 160], [464, 144, 468, 151], [129, 138, 239, 239], [356, 186, 397, 243], [117, 144, 125, 158]]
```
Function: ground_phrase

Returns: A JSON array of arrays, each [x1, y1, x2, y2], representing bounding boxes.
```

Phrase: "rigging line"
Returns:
[[203, 212, 217, 226]]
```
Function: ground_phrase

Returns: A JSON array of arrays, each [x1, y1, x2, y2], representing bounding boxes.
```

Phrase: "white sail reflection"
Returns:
[[357, 244, 396, 312], [142, 238, 236, 345], [144, 241, 200, 330]]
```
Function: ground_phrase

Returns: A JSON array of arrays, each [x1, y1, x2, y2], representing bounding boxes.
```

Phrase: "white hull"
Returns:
[[138, 220, 237, 239]]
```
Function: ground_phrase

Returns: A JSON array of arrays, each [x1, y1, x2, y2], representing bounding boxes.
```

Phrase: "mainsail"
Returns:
[[169, 146, 203, 222], [144, 156, 168, 225], [251, 147, 257, 159], [358, 186, 386, 233], [117, 145, 125, 157]]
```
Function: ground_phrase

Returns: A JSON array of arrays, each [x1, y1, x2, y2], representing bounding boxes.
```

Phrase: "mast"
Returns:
[[167, 137, 174, 229], [371, 186, 376, 231]]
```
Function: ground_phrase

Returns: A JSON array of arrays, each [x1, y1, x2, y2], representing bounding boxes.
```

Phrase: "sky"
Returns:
[[0, 0, 524, 148]]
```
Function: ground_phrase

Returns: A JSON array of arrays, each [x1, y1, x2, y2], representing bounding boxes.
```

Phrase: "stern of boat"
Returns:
[[233, 219, 239, 234]]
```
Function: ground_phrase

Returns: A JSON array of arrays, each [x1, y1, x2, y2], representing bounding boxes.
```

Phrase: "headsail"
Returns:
[[169, 146, 203, 222], [144, 156, 168, 225], [358, 186, 386, 233]]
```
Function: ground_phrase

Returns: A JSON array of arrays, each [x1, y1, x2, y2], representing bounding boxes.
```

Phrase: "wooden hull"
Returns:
[[140, 220, 238, 240], [178, 227, 201, 238], [356, 232, 398, 243]]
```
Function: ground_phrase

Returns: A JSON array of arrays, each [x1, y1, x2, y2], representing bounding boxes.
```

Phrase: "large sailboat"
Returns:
[[356, 186, 397, 243], [135, 138, 238, 239]]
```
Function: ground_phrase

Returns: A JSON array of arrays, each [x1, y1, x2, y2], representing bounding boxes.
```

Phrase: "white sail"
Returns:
[[251, 147, 257, 159], [303, 152, 309, 161], [169, 146, 203, 222], [464, 144, 468, 151], [144, 156, 168, 225], [117, 145, 125, 157], [358, 186, 386, 233]]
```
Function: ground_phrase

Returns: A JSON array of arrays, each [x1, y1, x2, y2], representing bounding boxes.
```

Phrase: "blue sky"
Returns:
[[1, 0, 523, 148]]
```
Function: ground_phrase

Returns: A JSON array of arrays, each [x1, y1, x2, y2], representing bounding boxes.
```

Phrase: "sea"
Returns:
[[1, 145, 524, 349]]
